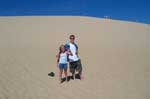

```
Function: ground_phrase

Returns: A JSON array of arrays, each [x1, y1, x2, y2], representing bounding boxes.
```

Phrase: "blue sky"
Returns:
[[0, 0, 149, 24]]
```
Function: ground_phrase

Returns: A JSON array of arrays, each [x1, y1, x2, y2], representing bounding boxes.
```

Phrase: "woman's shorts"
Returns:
[[59, 63, 68, 70]]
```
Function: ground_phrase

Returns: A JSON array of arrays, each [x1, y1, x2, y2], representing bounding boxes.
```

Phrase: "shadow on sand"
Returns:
[[60, 74, 81, 84], [48, 72, 81, 84]]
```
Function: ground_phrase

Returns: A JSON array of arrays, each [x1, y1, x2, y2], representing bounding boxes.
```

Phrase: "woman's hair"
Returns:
[[57, 44, 65, 63], [59, 44, 64, 54]]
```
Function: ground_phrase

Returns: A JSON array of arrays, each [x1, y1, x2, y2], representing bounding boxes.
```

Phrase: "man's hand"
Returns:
[[67, 50, 73, 56]]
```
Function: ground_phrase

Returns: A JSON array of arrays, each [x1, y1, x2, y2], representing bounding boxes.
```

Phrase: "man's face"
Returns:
[[70, 36, 75, 43]]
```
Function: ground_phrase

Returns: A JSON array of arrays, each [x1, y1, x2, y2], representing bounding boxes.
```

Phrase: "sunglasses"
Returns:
[[70, 37, 75, 40]]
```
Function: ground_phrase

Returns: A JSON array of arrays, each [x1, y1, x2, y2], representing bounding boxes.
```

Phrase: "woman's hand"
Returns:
[[57, 63, 59, 68], [67, 50, 73, 56]]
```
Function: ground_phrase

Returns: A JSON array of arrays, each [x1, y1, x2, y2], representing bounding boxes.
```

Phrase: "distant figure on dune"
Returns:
[[65, 35, 83, 80], [56, 45, 72, 83]]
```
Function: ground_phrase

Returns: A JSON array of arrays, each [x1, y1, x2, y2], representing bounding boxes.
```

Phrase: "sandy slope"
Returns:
[[0, 16, 149, 99]]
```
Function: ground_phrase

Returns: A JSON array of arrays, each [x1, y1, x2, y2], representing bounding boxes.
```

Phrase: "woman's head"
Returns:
[[59, 44, 65, 53]]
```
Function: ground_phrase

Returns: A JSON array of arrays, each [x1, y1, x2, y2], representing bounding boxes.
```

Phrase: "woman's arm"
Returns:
[[56, 53, 60, 67]]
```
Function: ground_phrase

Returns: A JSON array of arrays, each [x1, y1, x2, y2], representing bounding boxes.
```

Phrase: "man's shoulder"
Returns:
[[65, 42, 78, 49], [73, 43, 78, 50], [74, 43, 78, 47]]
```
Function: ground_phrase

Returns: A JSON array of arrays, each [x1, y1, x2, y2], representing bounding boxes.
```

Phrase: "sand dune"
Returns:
[[0, 16, 149, 99]]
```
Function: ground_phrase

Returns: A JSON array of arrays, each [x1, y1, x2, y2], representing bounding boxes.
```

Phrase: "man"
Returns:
[[65, 34, 83, 80]]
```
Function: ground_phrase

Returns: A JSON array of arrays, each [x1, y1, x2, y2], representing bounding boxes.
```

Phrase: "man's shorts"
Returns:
[[59, 63, 68, 70], [69, 59, 82, 74]]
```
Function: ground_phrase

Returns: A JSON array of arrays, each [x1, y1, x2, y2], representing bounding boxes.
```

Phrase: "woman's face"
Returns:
[[61, 46, 65, 52]]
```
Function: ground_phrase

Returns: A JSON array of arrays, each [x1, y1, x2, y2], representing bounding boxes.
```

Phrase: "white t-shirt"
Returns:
[[59, 52, 68, 64], [68, 43, 79, 62]]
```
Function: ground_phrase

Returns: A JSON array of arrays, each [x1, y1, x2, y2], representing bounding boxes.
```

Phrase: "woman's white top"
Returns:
[[59, 52, 68, 64]]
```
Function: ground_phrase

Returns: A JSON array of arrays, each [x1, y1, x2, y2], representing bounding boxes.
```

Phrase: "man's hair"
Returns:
[[69, 34, 75, 38]]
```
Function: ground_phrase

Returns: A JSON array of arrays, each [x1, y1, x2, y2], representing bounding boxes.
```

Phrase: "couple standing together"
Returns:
[[56, 35, 83, 83]]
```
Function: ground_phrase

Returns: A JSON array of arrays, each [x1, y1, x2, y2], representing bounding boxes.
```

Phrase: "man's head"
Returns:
[[69, 34, 75, 43]]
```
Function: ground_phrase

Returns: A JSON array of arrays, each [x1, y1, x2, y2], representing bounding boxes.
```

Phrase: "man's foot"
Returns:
[[66, 77, 69, 82], [71, 75, 75, 80]]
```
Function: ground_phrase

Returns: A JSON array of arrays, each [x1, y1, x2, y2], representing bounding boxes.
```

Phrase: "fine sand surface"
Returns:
[[0, 16, 149, 99]]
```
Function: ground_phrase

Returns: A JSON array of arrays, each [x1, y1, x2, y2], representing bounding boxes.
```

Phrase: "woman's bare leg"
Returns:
[[64, 69, 68, 81], [59, 69, 63, 82]]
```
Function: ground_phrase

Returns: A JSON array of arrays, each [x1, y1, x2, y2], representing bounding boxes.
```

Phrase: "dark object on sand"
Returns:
[[48, 72, 55, 77]]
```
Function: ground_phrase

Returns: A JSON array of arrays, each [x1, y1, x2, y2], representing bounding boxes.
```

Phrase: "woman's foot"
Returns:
[[71, 74, 75, 80], [59, 78, 63, 84]]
